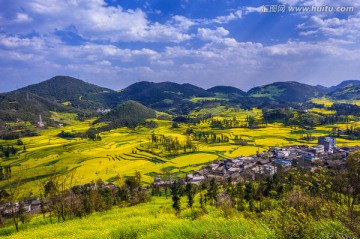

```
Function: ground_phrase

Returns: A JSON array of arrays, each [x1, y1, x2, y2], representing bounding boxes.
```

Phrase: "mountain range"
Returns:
[[1, 76, 359, 123]]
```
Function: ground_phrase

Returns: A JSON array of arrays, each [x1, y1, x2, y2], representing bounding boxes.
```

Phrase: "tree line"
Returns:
[[0, 171, 149, 232]]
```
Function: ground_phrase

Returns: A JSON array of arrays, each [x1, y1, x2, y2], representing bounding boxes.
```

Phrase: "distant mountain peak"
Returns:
[[327, 80, 360, 100], [329, 79, 360, 92], [16, 75, 118, 109], [248, 81, 327, 102], [207, 86, 246, 96]]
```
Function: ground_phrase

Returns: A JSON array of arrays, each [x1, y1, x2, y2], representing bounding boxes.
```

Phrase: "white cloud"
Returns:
[[14, 13, 32, 23], [298, 15, 360, 40], [0, 0, 192, 43], [213, 10, 242, 24], [1, 34, 360, 91], [0, 35, 43, 48], [0, 0, 359, 92], [170, 15, 196, 30], [244, 6, 265, 14], [197, 27, 229, 42]]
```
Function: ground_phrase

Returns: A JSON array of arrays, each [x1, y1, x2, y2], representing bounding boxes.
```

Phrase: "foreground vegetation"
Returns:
[[1, 154, 359, 239], [0, 197, 275, 239]]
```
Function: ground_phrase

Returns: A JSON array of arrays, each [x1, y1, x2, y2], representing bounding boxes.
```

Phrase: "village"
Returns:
[[155, 136, 360, 185]]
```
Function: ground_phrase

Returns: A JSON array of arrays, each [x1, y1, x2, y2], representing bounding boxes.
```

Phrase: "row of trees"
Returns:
[[209, 116, 261, 129], [149, 134, 198, 155], [190, 131, 230, 144], [0, 171, 149, 232], [263, 108, 352, 129]]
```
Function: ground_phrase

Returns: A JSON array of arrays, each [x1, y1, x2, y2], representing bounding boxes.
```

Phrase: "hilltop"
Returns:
[[248, 81, 327, 102], [17, 76, 120, 109], [95, 100, 156, 129], [327, 83, 360, 100], [328, 80, 360, 92], [1, 76, 360, 124], [207, 86, 247, 96], [117, 81, 214, 110]]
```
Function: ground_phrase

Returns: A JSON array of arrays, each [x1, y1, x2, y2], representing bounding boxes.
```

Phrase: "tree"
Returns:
[[185, 182, 195, 208], [44, 179, 57, 223], [206, 178, 218, 205], [170, 181, 182, 214], [244, 181, 255, 211], [343, 152, 360, 224], [5, 176, 22, 232]]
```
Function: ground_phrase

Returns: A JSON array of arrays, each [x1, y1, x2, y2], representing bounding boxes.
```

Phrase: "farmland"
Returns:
[[1, 109, 360, 197]]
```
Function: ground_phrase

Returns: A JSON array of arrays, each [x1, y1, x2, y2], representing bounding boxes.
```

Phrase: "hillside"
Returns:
[[328, 80, 360, 92], [2, 76, 360, 121], [117, 81, 214, 110], [95, 100, 156, 128], [328, 84, 360, 100], [0, 197, 274, 238], [207, 86, 247, 96], [248, 81, 326, 102], [17, 76, 120, 109], [0, 189, 352, 239], [0, 91, 68, 123]]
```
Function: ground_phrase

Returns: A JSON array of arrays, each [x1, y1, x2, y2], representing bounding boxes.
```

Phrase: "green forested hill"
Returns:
[[117, 81, 214, 109], [328, 84, 360, 100], [95, 100, 156, 128], [248, 81, 327, 102], [207, 85, 247, 96], [17, 76, 120, 109], [0, 91, 68, 123]]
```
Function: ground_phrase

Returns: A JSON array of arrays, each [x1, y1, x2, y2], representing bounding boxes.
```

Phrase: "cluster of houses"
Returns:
[[0, 197, 42, 215], [156, 136, 359, 186], [0, 181, 118, 216], [96, 108, 111, 114]]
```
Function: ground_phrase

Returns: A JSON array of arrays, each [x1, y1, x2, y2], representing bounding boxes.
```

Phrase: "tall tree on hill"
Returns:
[[206, 178, 218, 205], [343, 152, 360, 225], [5, 176, 22, 232], [170, 181, 182, 214], [185, 180, 196, 208]]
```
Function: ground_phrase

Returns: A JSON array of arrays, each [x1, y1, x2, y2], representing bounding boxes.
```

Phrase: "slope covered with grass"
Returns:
[[0, 195, 353, 239]]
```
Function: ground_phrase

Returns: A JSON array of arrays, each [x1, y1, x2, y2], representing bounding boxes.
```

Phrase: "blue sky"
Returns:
[[0, 0, 359, 92]]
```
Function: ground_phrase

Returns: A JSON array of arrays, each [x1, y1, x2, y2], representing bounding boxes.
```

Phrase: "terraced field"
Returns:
[[1, 112, 360, 196]]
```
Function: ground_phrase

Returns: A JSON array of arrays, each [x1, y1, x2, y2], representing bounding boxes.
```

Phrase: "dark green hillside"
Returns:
[[248, 81, 326, 102], [0, 92, 69, 123], [315, 85, 329, 92], [95, 100, 156, 128], [17, 76, 120, 109], [117, 81, 214, 110], [328, 84, 360, 100], [207, 86, 247, 96], [329, 80, 360, 92]]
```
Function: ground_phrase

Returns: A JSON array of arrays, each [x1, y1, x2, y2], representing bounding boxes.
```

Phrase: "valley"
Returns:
[[0, 76, 360, 238]]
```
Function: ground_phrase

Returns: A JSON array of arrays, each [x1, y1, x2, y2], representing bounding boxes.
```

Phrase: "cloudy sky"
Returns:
[[0, 0, 359, 92]]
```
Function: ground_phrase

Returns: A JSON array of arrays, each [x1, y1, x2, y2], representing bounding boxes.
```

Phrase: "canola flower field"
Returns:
[[1, 108, 360, 197]]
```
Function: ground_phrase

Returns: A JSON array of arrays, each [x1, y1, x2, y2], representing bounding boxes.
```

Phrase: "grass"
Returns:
[[0, 195, 351, 239], [0, 197, 275, 239]]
